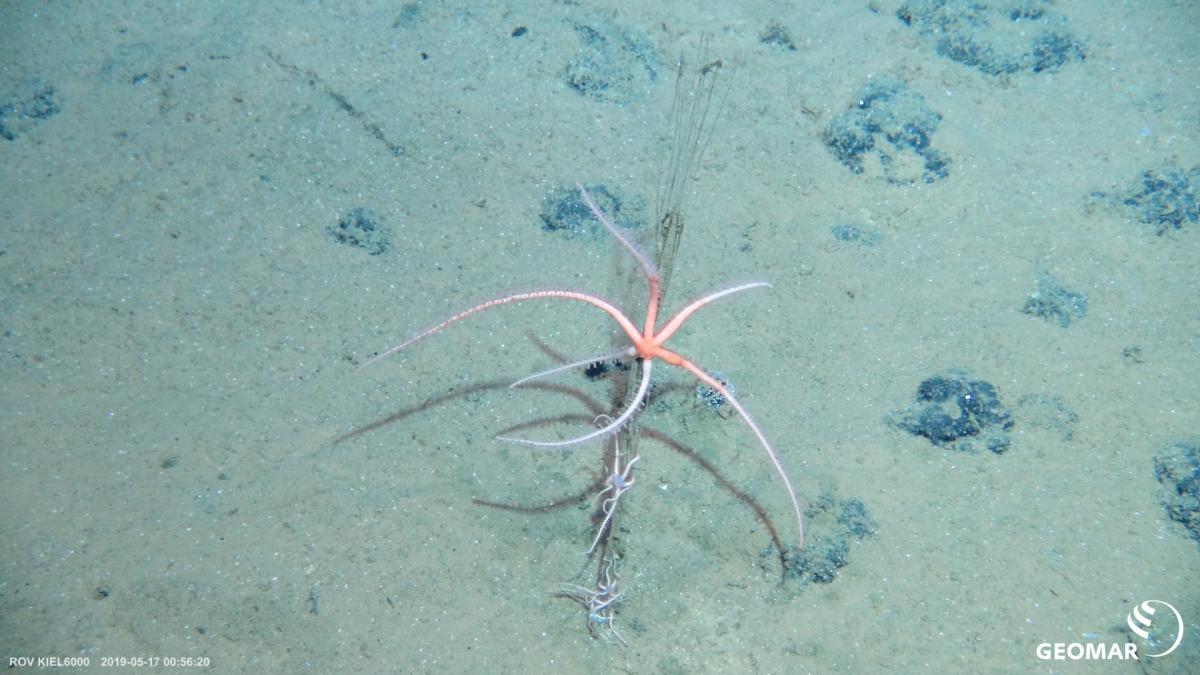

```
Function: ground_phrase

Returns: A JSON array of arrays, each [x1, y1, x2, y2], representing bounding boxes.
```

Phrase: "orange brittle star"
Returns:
[[358, 184, 804, 548]]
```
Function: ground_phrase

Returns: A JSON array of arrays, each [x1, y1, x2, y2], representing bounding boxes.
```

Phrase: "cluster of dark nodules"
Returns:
[[897, 0, 1084, 75], [540, 183, 646, 238], [1155, 442, 1200, 546], [583, 358, 630, 381], [778, 494, 876, 584], [561, 18, 658, 104], [893, 371, 1014, 454], [1021, 272, 1087, 327], [328, 208, 389, 255], [825, 78, 950, 184], [1122, 163, 1199, 235], [1, 78, 59, 141], [696, 371, 734, 413]]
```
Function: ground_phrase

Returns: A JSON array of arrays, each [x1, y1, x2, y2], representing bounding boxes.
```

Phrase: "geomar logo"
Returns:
[[1127, 599, 1184, 658]]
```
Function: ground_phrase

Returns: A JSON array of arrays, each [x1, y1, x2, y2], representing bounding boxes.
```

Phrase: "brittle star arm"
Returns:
[[576, 183, 659, 283], [677, 358, 805, 550], [509, 347, 637, 388], [356, 289, 644, 373], [651, 281, 772, 349], [496, 360, 654, 449], [576, 183, 664, 335]]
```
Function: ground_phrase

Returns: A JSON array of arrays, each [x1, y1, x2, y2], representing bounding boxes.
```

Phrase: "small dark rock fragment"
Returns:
[[329, 208, 389, 255], [1021, 272, 1087, 327]]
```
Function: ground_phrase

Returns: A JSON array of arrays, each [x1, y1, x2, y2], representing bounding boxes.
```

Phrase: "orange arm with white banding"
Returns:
[[357, 289, 643, 373], [678, 357, 804, 550], [652, 281, 771, 348]]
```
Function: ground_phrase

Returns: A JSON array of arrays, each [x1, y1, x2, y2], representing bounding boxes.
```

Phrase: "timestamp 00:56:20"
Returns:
[[100, 656, 212, 667]]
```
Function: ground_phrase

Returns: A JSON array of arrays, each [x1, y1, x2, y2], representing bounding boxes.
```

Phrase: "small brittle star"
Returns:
[[585, 416, 640, 557]]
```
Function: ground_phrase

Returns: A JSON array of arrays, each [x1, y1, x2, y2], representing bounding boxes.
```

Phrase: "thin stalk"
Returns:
[[610, 41, 727, 543]]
